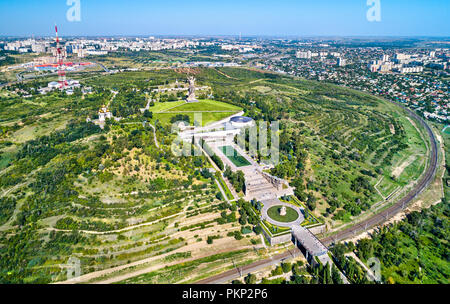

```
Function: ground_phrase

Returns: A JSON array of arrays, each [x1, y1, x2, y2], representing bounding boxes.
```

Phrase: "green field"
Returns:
[[267, 206, 299, 223], [220, 146, 251, 167], [443, 125, 450, 135], [151, 100, 185, 113], [154, 112, 236, 127], [165, 99, 242, 112]]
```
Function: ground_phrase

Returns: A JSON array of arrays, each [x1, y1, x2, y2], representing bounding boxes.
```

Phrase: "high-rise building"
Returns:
[[296, 50, 312, 59], [337, 57, 346, 67]]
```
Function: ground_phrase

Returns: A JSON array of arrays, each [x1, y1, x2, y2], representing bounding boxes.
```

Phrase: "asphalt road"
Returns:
[[196, 101, 439, 284]]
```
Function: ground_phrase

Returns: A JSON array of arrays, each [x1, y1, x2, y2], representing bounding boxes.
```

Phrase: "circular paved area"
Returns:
[[261, 199, 304, 228]]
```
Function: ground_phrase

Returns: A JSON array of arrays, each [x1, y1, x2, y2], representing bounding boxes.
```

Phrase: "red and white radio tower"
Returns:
[[55, 25, 67, 89]]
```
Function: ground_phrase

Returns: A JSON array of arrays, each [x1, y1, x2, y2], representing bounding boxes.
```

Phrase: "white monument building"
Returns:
[[98, 105, 113, 122]]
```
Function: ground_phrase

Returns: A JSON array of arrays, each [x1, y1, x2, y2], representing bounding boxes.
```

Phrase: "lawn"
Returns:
[[267, 206, 299, 223], [153, 112, 236, 127], [165, 99, 242, 113], [151, 100, 185, 113], [216, 174, 234, 200], [219, 146, 251, 167], [152, 99, 242, 127]]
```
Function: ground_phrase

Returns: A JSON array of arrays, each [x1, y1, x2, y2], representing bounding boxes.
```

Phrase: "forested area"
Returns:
[[110, 89, 147, 117], [0, 52, 16, 67], [200, 139, 224, 170], [0, 97, 217, 282], [224, 165, 245, 193], [332, 202, 449, 284]]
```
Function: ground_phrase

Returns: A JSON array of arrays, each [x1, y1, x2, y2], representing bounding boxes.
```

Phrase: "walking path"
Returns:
[[214, 68, 238, 80], [148, 123, 160, 149], [215, 178, 230, 204], [119, 121, 160, 149], [374, 177, 386, 200]]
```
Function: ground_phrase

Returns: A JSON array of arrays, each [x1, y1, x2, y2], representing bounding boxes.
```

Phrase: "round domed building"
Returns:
[[229, 116, 254, 128]]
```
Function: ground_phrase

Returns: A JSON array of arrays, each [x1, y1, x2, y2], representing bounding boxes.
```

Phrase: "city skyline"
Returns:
[[0, 0, 449, 37]]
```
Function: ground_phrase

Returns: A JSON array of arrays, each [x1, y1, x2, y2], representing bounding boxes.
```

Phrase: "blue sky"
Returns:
[[0, 0, 448, 37]]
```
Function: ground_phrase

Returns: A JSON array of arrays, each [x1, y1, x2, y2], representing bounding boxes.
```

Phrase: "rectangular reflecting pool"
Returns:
[[219, 146, 251, 167]]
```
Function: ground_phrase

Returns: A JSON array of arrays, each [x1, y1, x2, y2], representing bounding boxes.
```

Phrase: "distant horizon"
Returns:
[[0, 1, 449, 37], [1, 35, 450, 40]]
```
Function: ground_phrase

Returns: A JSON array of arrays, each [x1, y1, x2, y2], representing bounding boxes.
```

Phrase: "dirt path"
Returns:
[[106, 90, 118, 108], [56, 237, 254, 284], [214, 68, 238, 80], [95, 244, 254, 284], [148, 123, 160, 149], [389, 124, 396, 135], [248, 79, 264, 84], [46, 212, 182, 235], [374, 177, 386, 200]]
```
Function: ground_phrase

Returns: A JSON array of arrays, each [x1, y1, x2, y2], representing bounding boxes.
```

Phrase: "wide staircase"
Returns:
[[244, 168, 278, 200]]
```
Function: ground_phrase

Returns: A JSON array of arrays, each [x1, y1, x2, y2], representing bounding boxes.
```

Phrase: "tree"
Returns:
[[143, 110, 153, 119], [307, 200, 316, 211], [216, 192, 224, 201], [272, 266, 283, 276], [331, 264, 343, 284], [207, 236, 214, 244], [253, 225, 262, 235], [239, 214, 247, 225], [224, 165, 233, 178], [281, 262, 291, 274], [291, 275, 309, 284], [357, 239, 374, 261], [323, 262, 332, 284], [233, 231, 243, 240]]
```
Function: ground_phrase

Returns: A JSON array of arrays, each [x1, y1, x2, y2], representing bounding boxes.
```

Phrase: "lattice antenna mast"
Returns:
[[55, 25, 67, 89]]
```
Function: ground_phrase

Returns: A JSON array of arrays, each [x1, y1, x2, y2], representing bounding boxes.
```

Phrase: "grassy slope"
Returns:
[[152, 99, 242, 127], [200, 67, 428, 227]]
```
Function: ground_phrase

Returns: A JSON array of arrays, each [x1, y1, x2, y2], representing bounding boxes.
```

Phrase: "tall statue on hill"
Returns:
[[186, 76, 199, 103]]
